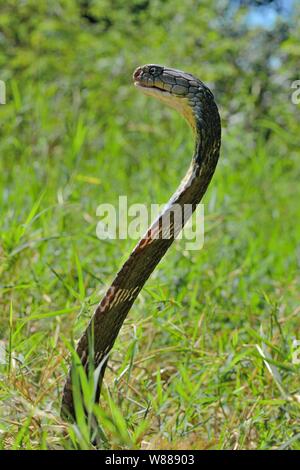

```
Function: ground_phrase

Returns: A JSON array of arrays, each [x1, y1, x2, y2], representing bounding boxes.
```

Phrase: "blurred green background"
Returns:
[[0, 0, 299, 450]]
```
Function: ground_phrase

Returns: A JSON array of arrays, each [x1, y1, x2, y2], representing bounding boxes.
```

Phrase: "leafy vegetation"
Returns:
[[0, 0, 299, 450]]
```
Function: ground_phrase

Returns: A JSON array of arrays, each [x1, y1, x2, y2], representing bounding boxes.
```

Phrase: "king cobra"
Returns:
[[61, 64, 221, 419]]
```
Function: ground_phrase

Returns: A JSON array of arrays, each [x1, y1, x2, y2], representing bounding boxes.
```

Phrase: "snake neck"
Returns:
[[171, 96, 221, 208]]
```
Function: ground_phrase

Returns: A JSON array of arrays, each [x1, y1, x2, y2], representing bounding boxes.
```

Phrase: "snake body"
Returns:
[[61, 64, 221, 419]]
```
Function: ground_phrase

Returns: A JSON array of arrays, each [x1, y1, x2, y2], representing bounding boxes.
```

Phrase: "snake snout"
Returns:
[[133, 67, 143, 81]]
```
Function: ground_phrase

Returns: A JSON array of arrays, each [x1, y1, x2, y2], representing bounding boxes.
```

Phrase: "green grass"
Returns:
[[0, 0, 300, 450]]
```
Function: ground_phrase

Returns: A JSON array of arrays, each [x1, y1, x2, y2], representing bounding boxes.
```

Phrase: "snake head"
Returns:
[[133, 64, 199, 97], [133, 64, 210, 131]]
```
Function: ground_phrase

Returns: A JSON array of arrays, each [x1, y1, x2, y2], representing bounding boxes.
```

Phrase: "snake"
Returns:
[[61, 64, 221, 419]]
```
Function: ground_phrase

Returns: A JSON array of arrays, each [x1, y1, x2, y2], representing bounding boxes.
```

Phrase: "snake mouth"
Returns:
[[134, 81, 171, 96]]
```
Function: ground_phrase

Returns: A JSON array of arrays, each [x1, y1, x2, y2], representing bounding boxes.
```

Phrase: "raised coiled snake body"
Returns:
[[61, 64, 221, 419]]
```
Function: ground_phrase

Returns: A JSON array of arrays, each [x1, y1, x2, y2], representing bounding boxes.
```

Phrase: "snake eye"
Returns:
[[149, 66, 157, 75]]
